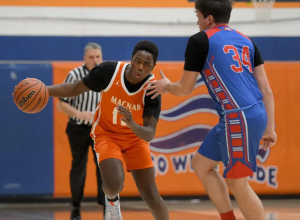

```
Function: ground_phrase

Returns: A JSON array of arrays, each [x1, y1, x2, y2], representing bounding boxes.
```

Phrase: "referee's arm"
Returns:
[[51, 80, 93, 121], [57, 100, 82, 119]]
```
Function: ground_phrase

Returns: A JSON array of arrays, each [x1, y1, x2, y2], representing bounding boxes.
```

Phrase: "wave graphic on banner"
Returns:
[[150, 125, 213, 153], [150, 83, 218, 153], [160, 94, 217, 121]]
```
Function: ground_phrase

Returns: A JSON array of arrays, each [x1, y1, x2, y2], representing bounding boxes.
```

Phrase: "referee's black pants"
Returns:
[[66, 121, 105, 209]]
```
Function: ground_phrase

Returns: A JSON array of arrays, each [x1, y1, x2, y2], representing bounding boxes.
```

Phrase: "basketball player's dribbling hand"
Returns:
[[262, 129, 277, 151], [117, 105, 135, 129], [144, 70, 170, 99]]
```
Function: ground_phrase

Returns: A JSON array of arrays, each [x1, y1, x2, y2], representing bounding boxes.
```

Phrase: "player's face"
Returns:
[[130, 50, 154, 84], [196, 10, 212, 31], [84, 49, 102, 71]]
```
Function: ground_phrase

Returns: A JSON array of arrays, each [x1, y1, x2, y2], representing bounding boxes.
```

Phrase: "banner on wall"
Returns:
[[53, 62, 300, 197], [2, 0, 299, 7]]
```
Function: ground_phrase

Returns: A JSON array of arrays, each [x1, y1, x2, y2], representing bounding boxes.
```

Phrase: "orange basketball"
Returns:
[[13, 78, 49, 114]]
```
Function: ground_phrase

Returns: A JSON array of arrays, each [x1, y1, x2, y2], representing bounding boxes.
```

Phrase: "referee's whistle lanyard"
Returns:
[[220, 101, 265, 116]]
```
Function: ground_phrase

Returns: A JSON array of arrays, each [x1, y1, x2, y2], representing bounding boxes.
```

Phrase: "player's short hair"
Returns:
[[84, 42, 102, 54], [195, 0, 233, 24], [132, 41, 159, 65]]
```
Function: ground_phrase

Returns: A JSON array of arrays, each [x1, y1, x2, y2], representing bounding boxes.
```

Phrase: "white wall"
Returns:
[[0, 6, 299, 36]]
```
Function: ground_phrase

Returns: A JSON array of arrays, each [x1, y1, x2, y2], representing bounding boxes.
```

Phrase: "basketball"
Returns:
[[13, 78, 49, 114]]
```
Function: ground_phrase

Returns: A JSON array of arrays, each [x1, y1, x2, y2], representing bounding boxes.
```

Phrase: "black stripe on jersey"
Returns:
[[64, 74, 74, 83], [85, 91, 90, 112], [59, 65, 100, 126]]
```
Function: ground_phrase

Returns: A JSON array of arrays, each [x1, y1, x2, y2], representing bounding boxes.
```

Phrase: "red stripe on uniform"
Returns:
[[232, 139, 242, 146], [211, 80, 219, 88], [204, 68, 213, 76], [226, 161, 253, 179], [230, 124, 241, 133], [218, 92, 226, 100], [239, 112, 252, 167], [235, 30, 251, 42], [205, 28, 221, 39], [225, 116, 233, 168], [228, 113, 238, 119], [233, 151, 244, 158], [208, 62, 238, 110], [225, 104, 233, 110]]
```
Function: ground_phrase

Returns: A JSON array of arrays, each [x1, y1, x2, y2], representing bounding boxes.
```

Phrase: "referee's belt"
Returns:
[[69, 120, 92, 128]]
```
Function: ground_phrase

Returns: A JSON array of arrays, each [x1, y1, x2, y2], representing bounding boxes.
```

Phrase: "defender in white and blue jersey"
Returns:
[[145, 0, 277, 220]]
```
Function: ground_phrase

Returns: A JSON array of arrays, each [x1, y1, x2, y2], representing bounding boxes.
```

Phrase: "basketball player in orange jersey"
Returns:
[[46, 41, 169, 220]]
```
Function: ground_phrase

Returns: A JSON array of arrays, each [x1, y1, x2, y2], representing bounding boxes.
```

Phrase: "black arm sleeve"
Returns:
[[251, 40, 264, 67], [143, 93, 161, 121], [82, 61, 117, 92], [59, 70, 76, 103], [184, 31, 209, 72]]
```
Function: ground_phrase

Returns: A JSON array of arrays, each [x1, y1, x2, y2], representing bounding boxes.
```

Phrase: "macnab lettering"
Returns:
[[110, 96, 141, 111]]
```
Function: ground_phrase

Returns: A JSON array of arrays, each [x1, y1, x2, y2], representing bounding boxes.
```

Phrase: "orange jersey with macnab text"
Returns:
[[90, 62, 156, 146]]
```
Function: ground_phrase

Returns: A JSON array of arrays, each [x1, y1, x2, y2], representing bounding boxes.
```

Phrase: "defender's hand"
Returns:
[[144, 70, 170, 99], [262, 130, 277, 151]]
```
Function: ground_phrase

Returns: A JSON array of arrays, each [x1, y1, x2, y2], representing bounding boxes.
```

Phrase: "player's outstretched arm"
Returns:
[[253, 64, 277, 149], [117, 105, 157, 142], [167, 70, 199, 96], [47, 80, 90, 98], [144, 70, 199, 99]]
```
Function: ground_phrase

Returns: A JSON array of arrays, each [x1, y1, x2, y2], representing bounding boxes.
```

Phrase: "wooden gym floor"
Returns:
[[0, 199, 299, 220]]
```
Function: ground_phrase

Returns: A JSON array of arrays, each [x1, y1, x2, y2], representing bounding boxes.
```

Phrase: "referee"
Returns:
[[57, 42, 105, 220]]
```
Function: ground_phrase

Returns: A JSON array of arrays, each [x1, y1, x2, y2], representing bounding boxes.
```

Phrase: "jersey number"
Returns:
[[112, 107, 126, 126], [223, 45, 253, 73]]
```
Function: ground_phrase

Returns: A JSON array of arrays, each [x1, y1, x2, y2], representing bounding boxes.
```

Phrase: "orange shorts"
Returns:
[[94, 140, 154, 171]]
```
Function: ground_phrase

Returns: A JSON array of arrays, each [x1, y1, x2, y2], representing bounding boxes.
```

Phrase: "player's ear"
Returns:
[[207, 15, 213, 23]]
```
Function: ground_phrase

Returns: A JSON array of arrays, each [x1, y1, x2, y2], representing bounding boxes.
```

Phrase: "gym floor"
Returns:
[[0, 199, 299, 220]]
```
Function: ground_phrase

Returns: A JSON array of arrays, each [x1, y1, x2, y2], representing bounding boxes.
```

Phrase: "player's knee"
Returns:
[[192, 155, 202, 170], [191, 155, 197, 169], [192, 154, 214, 175], [226, 177, 248, 194], [192, 153, 203, 173], [103, 180, 124, 197]]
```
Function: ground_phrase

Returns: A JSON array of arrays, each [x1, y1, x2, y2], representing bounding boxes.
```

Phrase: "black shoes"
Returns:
[[71, 206, 81, 220]]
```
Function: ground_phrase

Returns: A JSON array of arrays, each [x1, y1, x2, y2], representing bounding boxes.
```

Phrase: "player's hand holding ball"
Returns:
[[12, 78, 49, 114]]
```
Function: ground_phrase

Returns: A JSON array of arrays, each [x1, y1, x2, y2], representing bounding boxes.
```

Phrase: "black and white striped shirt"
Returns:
[[60, 65, 100, 126]]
